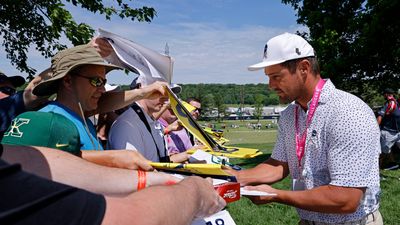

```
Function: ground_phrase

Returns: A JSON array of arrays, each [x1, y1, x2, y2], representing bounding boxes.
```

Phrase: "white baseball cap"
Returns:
[[130, 75, 182, 94], [105, 83, 120, 92], [248, 33, 315, 71]]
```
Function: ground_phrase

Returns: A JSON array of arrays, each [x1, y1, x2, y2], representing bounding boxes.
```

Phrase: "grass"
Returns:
[[207, 120, 400, 225]]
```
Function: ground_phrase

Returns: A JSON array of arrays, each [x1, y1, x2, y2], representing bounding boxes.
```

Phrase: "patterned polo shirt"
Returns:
[[271, 79, 381, 223]]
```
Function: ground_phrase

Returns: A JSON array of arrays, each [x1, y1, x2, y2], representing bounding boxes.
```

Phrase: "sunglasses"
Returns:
[[75, 74, 107, 88], [194, 107, 202, 114], [0, 86, 16, 95]]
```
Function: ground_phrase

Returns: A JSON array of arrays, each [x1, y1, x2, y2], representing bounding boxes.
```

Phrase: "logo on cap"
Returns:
[[56, 143, 70, 148], [263, 44, 268, 59], [4, 118, 30, 138], [295, 48, 301, 55]]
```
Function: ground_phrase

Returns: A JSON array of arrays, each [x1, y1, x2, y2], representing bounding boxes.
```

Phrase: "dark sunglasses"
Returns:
[[0, 86, 16, 95], [75, 74, 107, 88], [194, 107, 202, 114]]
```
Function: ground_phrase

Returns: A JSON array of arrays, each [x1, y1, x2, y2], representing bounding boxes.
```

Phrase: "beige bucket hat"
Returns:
[[33, 44, 122, 96]]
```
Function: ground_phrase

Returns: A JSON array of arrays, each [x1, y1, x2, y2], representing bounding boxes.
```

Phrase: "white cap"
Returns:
[[248, 33, 315, 71], [105, 83, 120, 92], [170, 83, 182, 94], [130, 75, 181, 94]]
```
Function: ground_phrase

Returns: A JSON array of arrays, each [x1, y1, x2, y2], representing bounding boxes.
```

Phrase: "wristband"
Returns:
[[164, 127, 169, 135], [137, 170, 147, 191], [164, 180, 177, 185]]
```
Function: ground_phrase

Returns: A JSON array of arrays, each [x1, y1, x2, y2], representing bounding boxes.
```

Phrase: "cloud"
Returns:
[[0, 2, 306, 85], [104, 22, 305, 85]]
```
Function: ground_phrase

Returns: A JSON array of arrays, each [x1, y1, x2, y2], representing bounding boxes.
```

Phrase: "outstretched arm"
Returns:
[[1, 144, 225, 225], [87, 37, 169, 115], [226, 157, 290, 186], [93, 81, 168, 115], [2, 144, 179, 196], [244, 184, 365, 214], [102, 176, 226, 225], [81, 149, 153, 171], [23, 70, 50, 110]]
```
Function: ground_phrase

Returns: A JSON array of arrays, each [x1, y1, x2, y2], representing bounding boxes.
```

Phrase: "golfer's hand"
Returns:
[[243, 184, 278, 204]]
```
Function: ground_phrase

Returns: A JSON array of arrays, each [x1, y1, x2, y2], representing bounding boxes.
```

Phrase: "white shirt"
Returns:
[[271, 79, 381, 223], [108, 103, 168, 162]]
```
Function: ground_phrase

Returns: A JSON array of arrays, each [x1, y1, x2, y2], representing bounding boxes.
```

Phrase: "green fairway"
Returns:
[[209, 120, 400, 225]]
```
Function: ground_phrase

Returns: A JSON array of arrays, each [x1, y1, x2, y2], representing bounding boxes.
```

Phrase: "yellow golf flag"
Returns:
[[150, 162, 237, 182], [203, 127, 230, 145], [166, 88, 262, 158]]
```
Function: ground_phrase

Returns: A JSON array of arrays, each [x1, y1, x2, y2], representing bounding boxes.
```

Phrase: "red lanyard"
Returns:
[[295, 79, 326, 167]]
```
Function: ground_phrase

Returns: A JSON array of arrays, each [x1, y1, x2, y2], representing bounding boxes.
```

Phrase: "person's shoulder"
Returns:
[[330, 89, 371, 111], [114, 107, 138, 122], [328, 89, 377, 124], [279, 103, 296, 118], [111, 108, 141, 129], [40, 102, 68, 114], [0, 92, 23, 105]]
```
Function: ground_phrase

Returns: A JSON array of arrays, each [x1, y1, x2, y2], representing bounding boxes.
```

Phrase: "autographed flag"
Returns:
[[167, 88, 216, 150], [98, 28, 174, 84], [166, 88, 262, 158], [150, 162, 236, 182]]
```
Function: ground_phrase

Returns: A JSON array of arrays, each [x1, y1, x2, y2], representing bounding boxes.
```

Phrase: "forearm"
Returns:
[[81, 149, 154, 171], [81, 150, 116, 168], [237, 158, 288, 185], [103, 182, 200, 225], [274, 185, 365, 213], [2, 145, 143, 196], [23, 90, 48, 110], [153, 103, 169, 120], [377, 116, 382, 125], [169, 152, 189, 163], [96, 89, 145, 114]]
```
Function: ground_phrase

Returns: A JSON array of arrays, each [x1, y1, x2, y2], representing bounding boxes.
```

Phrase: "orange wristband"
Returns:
[[137, 170, 147, 191], [164, 127, 169, 135], [164, 180, 177, 186]]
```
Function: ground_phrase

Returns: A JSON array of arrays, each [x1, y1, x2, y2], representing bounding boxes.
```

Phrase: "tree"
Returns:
[[253, 94, 265, 122], [282, 0, 400, 101], [264, 91, 279, 106], [213, 94, 226, 122], [0, 0, 156, 79], [201, 93, 215, 120]]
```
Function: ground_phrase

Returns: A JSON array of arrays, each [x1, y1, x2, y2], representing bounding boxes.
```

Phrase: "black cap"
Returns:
[[384, 88, 395, 94], [129, 77, 141, 90], [0, 71, 25, 88]]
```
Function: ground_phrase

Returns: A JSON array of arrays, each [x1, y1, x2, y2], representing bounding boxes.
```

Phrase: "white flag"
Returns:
[[98, 28, 174, 85]]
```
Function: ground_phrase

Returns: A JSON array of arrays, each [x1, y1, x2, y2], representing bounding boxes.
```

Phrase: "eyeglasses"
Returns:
[[0, 86, 16, 95], [194, 107, 202, 114], [75, 74, 107, 88]]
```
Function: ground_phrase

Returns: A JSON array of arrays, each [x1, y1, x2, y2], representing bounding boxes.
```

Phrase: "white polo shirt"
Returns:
[[108, 103, 168, 162], [271, 79, 381, 223]]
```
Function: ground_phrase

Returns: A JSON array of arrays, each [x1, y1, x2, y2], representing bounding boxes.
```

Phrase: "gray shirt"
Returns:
[[271, 79, 381, 223], [108, 103, 168, 162]]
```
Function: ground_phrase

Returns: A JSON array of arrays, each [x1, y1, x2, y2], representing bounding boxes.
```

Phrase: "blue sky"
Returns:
[[0, 0, 306, 85]]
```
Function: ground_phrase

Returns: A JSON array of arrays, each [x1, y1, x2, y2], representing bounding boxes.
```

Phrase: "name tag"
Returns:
[[192, 210, 236, 225]]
